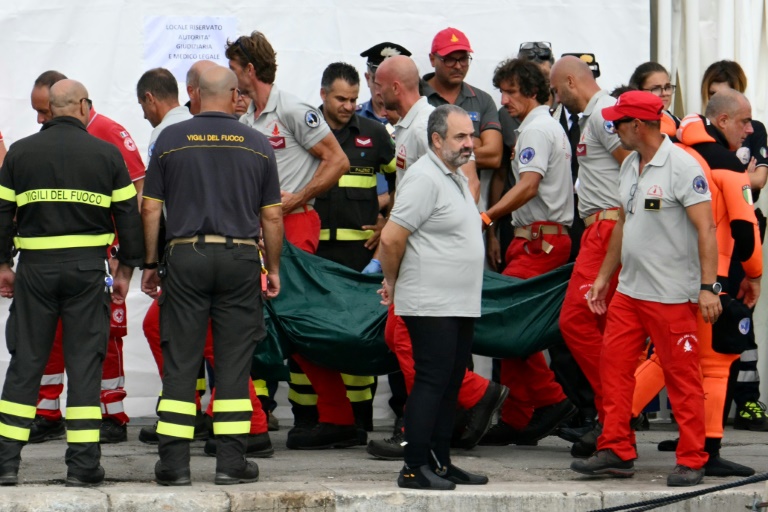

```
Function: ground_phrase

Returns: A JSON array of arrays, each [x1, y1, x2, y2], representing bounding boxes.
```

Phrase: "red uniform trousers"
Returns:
[[383, 305, 488, 408], [597, 292, 707, 469], [37, 303, 129, 424], [499, 230, 570, 429], [631, 312, 738, 439], [143, 296, 268, 434], [284, 208, 355, 425], [558, 219, 620, 425]]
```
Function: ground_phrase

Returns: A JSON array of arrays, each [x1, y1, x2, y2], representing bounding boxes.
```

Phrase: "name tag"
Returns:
[[644, 198, 661, 211]]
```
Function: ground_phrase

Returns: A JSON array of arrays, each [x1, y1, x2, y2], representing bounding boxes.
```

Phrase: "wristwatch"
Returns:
[[700, 282, 722, 294]]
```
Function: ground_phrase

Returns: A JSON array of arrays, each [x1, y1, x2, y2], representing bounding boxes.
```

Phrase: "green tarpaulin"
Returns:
[[253, 242, 573, 379]]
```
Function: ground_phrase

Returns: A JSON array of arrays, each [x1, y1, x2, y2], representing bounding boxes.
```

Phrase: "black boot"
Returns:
[[703, 437, 754, 477], [397, 464, 455, 490]]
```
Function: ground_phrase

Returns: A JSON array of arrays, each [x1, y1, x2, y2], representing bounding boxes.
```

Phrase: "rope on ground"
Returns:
[[588, 472, 768, 512]]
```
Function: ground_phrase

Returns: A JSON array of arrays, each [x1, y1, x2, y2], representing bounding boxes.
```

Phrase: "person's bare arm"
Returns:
[[378, 221, 411, 305], [260, 204, 284, 299], [472, 130, 503, 170], [484, 172, 541, 222], [140, 198, 163, 298], [685, 201, 721, 323], [588, 209, 625, 315]]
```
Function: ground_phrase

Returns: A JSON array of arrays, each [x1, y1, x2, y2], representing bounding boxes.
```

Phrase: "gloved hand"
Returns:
[[362, 258, 382, 274]]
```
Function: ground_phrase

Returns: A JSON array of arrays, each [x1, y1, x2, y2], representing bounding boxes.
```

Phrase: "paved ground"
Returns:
[[5, 419, 768, 511]]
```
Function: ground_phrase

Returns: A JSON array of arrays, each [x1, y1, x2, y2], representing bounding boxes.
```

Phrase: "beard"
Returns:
[[441, 147, 473, 169]]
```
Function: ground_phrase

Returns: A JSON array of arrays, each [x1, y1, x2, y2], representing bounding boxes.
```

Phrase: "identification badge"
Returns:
[[644, 198, 661, 211]]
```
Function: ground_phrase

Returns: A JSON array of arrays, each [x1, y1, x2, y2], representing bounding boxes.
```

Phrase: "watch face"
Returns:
[[713, 282, 722, 294]]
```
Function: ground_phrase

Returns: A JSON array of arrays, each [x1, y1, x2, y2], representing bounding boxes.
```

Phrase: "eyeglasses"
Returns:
[[79, 98, 92, 109], [234, 38, 256, 65], [519, 41, 553, 60], [605, 117, 635, 134], [643, 84, 676, 96], [627, 182, 638, 214], [230, 88, 243, 97], [434, 53, 472, 67]]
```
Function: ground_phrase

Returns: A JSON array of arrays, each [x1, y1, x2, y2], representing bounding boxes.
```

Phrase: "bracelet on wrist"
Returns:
[[142, 261, 159, 270]]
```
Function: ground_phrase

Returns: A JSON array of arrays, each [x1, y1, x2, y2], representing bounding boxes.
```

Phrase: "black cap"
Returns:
[[360, 42, 412, 68], [561, 53, 601, 78], [712, 294, 754, 354]]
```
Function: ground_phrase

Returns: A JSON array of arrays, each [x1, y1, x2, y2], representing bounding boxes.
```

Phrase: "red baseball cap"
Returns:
[[602, 91, 663, 122], [431, 27, 473, 55]]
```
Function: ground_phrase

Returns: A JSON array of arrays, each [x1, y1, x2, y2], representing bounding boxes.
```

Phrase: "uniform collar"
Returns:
[[421, 73, 477, 103], [645, 134, 674, 168], [42, 116, 88, 132], [396, 96, 430, 129], [194, 111, 238, 120], [517, 104, 551, 131], [583, 89, 610, 117]]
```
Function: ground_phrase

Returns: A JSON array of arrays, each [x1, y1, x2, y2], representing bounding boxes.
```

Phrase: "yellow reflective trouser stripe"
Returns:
[[0, 185, 16, 202], [346, 389, 373, 402], [212, 399, 252, 413], [288, 389, 318, 406], [381, 156, 397, 175], [14, 233, 115, 250], [157, 399, 196, 416], [156, 421, 194, 439], [253, 379, 269, 396], [338, 175, 377, 188], [290, 372, 312, 386], [67, 429, 100, 443], [66, 406, 102, 420], [196, 378, 206, 391], [0, 400, 36, 419], [111, 184, 137, 202], [319, 229, 374, 241], [0, 422, 29, 442], [213, 421, 251, 435], [341, 374, 375, 386], [16, 189, 111, 208]]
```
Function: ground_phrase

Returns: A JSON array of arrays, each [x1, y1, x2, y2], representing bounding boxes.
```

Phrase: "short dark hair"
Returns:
[[610, 84, 637, 98], [34, 70, 67, 89], [136, 68, 179, 102], [427, 104, 467, 149], [321, 62, 360, 91], [492, 59, 550, 104], [225, 31, 277, 84], [628, 61, 669, 90]]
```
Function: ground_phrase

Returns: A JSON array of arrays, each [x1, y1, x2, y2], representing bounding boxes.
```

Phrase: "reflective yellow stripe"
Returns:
[[346, 389, 373, 402], [66, 406, 101, 420], [143, 195, 164, 203], [212, 399, 252, 413], [212, 421, 251, 435], [0, 185, 16, 202], [156, 421, 194, 439], [16, 189, 111, 208], [67, 429, 100, 443], [0, 421, 29, 441], [111, 184, 137, 202], [14, 233, 115, 250], [290, 372, 312, 386], [338, 175, 377, 188], [196, 378, 206, 392], [337, 229, 374, 241], [341, 374, 375, 387], [288, 389, 317, 406], [0, 400, 36, 419], [319, 228, 374, 242], [157, 399, 196, 416], [253, 379, 269, 397], [381, 157, 397, 175]]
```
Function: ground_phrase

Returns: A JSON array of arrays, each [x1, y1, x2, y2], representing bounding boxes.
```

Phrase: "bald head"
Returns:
[[49, 79, 90, 124], [549, 55, 600, 114], [186, 60, 217, 114], [377, 55, 420, 91], [199, 67, 239, 115], [705, 87, 754, 151]]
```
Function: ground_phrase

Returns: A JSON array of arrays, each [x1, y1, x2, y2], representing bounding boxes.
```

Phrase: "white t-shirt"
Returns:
[[147, 106, 192, 162], [394, 97, 434, 184]]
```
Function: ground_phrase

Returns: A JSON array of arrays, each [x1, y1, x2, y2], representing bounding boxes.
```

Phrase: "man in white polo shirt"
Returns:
[[571, 91, 720, 487], [549, 56, 632, 456], [479, 59, 576, 446], [379, 105, 487, 490]]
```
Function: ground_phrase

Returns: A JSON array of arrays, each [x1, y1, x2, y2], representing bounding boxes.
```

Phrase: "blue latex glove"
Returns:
[[361, 258, 382, 274]]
